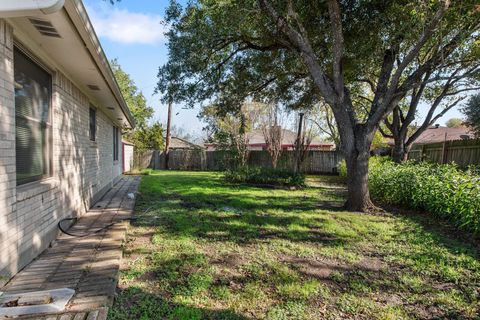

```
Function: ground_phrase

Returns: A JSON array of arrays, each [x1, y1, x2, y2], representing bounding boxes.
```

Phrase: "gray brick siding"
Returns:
[[0, 19, 123, 285]]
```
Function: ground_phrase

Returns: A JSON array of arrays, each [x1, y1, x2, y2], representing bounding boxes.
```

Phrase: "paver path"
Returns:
[[1, 176, 141, 320]]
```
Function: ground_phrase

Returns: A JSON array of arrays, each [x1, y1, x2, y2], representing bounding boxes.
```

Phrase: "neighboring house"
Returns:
[[204, 128, 335, 151], [0, 0, 135, 285], [122, 140, 135, 173], [409, 125, 474, 145], [386, 125, 475, 148], [405, 125, 479, 165], [168, 136, 204, 151]]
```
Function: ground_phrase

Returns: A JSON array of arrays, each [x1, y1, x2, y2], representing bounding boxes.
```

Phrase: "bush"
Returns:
[[369, 157, 480, 233], [338, 159, 347, 178], [224, 167, 305, 187]]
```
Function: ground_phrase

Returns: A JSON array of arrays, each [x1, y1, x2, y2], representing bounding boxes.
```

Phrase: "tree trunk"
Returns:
[[342, 129, 376, 212], [294, 113, 304, 173], [392, 140, 407, 163], [344, 152, 375, 211], [164, 101, 172, 170]]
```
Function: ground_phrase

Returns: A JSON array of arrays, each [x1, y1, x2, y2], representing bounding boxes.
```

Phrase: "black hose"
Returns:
[[57, 205, 156, 238], [57, 217, 136, 238]]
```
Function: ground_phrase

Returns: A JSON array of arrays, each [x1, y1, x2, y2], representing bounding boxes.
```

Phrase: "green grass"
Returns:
[[110, 171, 480, 320]]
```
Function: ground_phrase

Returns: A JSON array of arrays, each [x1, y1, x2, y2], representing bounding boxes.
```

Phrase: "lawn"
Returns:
[[109, 171, 480, 320]]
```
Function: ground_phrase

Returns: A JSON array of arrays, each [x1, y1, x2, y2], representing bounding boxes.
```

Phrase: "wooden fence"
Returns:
[[136, 149, 343, 174], [408, 139, 480, 166]]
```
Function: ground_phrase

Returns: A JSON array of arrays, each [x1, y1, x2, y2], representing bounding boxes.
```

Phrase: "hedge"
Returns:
[[224, 167, 305, 187], [368, 157, 480, 233]]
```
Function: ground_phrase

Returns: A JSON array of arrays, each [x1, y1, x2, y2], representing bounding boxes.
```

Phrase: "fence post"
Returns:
[[441, 132, 447, 164]]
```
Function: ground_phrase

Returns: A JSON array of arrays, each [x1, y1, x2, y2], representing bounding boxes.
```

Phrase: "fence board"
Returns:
[[408, 139, 480, 166], [134, 149, 343, 174]]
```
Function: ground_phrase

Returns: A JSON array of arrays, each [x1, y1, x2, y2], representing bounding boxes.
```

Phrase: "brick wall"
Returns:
[[0, 19, 17, 286], [0, 20, 123, 285]]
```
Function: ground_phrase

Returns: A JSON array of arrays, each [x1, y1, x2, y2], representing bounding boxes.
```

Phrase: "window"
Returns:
[[113, 126, 119, 161], [89, 107, 96, 141], [14, 47, 52, 185]]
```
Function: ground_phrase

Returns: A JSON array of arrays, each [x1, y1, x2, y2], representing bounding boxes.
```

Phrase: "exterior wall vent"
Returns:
[[87, 84, 100, 91], [29, 18, 61, 38]]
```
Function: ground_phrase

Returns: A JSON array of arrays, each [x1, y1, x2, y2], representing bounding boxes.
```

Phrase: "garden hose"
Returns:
[[57, 205, 156, 238]]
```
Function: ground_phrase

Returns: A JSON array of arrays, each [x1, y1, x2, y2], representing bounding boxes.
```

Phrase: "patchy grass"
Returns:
[[110, 171, 480, 320]]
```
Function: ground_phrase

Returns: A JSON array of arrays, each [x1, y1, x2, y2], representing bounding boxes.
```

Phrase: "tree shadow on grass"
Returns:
[[138, 172, 480, 277], [132, 191, 352, 249], [109, 287, 247, 320]]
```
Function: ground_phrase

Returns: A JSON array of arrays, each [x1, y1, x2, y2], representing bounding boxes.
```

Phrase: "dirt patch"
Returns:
[[136, 271, 158, 282], [284, 256, 345, 280], [126, 228, 157, 247], [355, 256, 387, 272]]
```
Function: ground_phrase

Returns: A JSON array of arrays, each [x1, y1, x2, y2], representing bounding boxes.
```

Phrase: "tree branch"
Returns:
[[378, 125, 393, 139], [327, 0, 346, 102]]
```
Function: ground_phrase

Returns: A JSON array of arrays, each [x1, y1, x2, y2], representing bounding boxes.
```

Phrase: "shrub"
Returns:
[[338, 159, 347, 177], [224, 167, 305, 187], [369, 157, 480, 233]]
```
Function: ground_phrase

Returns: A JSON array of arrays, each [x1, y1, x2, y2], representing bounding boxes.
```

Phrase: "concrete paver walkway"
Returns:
[[1, 176, 141, 320]]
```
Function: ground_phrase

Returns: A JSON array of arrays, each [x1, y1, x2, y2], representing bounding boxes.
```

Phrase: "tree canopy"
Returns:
[[111, 59, 154, 129], [157, 0, 480, 210], [462, 94, 480, 137], [111, 59, 164, 150], [446, 118, 463, 128]]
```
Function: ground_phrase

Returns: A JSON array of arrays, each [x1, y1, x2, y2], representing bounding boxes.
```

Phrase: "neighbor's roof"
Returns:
[[413, 126, 475, 144], [386, 126, 475, 146], [245, 129, 334, 147], [169, 136, 203, 150], [1, 0, 135, 129]]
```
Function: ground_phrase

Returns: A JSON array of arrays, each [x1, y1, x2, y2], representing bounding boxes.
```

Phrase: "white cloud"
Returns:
[[88, 6, 167, 45]]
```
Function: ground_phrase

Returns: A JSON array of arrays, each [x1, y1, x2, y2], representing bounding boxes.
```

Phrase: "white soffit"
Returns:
[[9, 6, 133, 129], [0, 0, 65, 17]]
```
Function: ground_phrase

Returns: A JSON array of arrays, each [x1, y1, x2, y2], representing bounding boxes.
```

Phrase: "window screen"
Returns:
[[113, 126, 119, 161], [89, 107, 96, 141], [14, 47, 52, 185]]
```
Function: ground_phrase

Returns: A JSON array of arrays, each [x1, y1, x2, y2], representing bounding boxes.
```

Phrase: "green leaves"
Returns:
[[111, 59, 153, 129], [224, 167, 306, 187], [369, 157, 480, 233], [462, 94, 480, 138], [110, 59, 164, 150]]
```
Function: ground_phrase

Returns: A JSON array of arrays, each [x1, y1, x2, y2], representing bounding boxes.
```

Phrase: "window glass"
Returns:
[[14, 48, 52, 185], [89, 107, 96, 141], [113, 126, 119, 161]]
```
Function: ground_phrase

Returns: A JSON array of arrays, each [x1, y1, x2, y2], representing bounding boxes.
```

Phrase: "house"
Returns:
[[204, 128, 335, 151], [168, 136, 204, 150], [386, 125, 475, 148], [0, 0, 135, 285], [409, 125, 475, 145]]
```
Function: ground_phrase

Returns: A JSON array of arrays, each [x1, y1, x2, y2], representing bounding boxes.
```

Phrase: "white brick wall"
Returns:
[[0, 20, 123, 285]]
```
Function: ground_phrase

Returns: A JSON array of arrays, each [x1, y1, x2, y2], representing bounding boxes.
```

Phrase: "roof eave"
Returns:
[[64, 0, 135, 129]]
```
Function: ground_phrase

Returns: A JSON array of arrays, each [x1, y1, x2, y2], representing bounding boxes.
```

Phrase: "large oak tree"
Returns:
[[157, 0, 479, 211]]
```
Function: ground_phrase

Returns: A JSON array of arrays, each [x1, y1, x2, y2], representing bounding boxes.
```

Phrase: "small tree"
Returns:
[[462, 94, 480, 138], [200, 104, 252, 168], [292, 113, 314, 173], [261, 104, 284, 168], [446, 118, 463, 128]]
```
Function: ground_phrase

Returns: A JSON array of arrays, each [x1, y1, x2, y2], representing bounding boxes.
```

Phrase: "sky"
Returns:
[[84, 0, 467, 140], [84, 0, 204, 137]]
